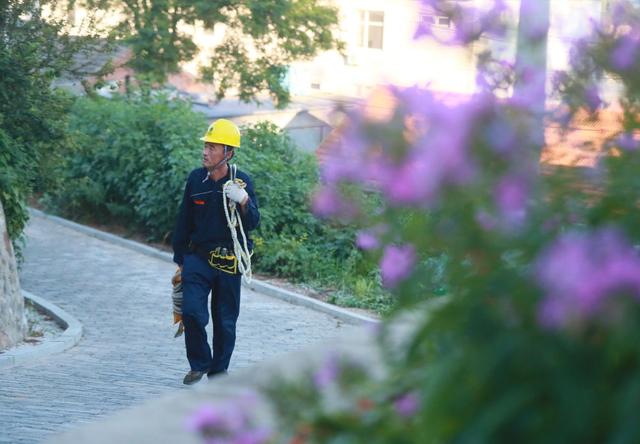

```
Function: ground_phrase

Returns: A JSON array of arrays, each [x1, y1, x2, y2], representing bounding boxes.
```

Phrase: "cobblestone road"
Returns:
[[0, 216, 358, 444]]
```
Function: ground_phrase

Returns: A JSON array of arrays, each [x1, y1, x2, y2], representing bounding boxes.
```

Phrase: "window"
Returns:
[[358, 10, 384, 49], [421, 13, 452, 29]]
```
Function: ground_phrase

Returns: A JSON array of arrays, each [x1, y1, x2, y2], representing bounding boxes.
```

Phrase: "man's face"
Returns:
[[203, 142, 227, 169]]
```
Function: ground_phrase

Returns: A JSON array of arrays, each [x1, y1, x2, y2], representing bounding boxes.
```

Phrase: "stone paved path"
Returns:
[[0, 216, 358, 444]]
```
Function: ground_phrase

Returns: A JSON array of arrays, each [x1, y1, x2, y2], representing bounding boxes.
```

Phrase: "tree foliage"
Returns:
[[0, 0, 106, 244], [79, 0, 342, 106]]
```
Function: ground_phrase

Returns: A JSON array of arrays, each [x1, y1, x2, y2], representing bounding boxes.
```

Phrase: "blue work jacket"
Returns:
[[172, 166, 260, 265]]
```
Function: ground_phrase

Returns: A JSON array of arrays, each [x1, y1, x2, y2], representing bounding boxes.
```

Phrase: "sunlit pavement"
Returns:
[[0, 215, 357, 444]]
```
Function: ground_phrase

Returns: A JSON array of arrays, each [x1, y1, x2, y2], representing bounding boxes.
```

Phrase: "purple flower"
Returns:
[[611, 2, 627, 27], [374, 92, 482, 206], [616, 132, 640, 151], [380, 244, 416, 288], [475, 210, 498, 231], [380, 155, 440, 205], [413, 15, 434, 40], [394, 391, 421, 417], [356, 231, 380, 250], [321, 118, 370, 183], [313, 353, 340, 389], [318, 86, 499, 211], [233, 429, 272, 444], [511, 65, 547, 113], [414, 0, 507, 45], [186, 393, 271, 444], [186, 403, 246, 437], [610, 34, 639, 71], [485, 116, 518, 154], [187, 404, 226, 433], [584, 85, 602, 111], [536, 228, 640, 329], [494, 175, 528, 225], [312, 187, 357, 219]]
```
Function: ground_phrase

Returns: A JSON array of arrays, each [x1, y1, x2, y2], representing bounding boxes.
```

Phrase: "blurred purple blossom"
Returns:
[[475, 210, 498, 231], [380, 244, 416, 288], [512, 64, 547, 113], [319, 87, 487, 209], [413, 16, 433, 40], [536, 228, 640, 329], [494, 176, 528, 228], [187, 395, 271, 444], [616, 132, 640, 151], [476, 59, 515, 93], [611, 1, 636, 27], [567, 38, 590, 71], [484, 115, 518, 154], [231, 429, 273, 444], [394, 391, 421, 417], [313, 353, 340, 389], [542, 215, 562, 233], [321, 116, 370, 184], [414, 0, 507, 45], [187, 405, 226, 433], [379, 90, 483, 205], [356, 231, 380, 250], [312, 187, 357, 220], [584, 85, 602, 111], [610, 34, 640, 71]]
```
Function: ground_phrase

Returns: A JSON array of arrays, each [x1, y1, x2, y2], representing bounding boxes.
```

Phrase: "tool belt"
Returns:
[[190, 244, 238, 274]]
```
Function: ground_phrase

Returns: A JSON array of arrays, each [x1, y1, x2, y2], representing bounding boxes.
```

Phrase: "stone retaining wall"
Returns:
[[0, 201, 26, 351]]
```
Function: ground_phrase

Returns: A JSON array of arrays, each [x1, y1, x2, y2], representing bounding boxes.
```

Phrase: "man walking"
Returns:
[[172, 119, 260, 385]]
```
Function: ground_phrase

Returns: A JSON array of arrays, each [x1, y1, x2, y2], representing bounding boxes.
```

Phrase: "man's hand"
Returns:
[[224, 181, 249, 205], [171, 266, 182, 286]]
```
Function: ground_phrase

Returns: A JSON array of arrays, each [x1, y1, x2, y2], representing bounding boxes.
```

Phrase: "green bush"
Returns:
[[44, 94, 205, 241]]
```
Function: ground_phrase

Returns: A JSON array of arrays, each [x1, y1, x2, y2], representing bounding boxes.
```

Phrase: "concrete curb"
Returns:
[[0, 290, 83, 369], [29, 208, 379, 326], [246, 279, 378, 326]]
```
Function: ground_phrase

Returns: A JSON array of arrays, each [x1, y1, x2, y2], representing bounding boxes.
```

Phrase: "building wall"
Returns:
[[50, 0, 611, 101], [287, 0, 478, 97]]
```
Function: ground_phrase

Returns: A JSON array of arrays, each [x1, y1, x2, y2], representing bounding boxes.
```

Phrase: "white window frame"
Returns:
[[357, 10, 385, 50], [420, 13, 452, 29]]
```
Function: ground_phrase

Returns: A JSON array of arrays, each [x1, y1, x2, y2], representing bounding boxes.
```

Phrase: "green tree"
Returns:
[[0, 0, 106, 243], [80, 0, 342, 106]]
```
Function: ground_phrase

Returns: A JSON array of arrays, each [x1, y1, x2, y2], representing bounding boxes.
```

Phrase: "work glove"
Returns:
[[224, 181, 249, 205], [171, 266, 184, 338], [171, 266, 182, 286]]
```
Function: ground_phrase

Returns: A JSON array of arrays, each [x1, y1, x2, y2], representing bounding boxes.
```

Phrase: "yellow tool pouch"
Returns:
[[207, 247, 238, 274]]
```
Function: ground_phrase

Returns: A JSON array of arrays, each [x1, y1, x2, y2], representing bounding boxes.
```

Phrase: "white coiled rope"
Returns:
[[222, 164, 253, 283]]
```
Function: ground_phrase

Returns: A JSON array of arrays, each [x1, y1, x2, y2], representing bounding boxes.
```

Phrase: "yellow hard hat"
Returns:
[[200, 119, 241, 148]]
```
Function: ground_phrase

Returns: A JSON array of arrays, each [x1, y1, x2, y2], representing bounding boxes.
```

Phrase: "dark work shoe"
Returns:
[[183, 370, 207, 385], [207, 369, 228, 379]]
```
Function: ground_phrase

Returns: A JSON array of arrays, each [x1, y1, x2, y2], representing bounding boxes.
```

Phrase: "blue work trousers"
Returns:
[[181, 253, 241, 374]]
